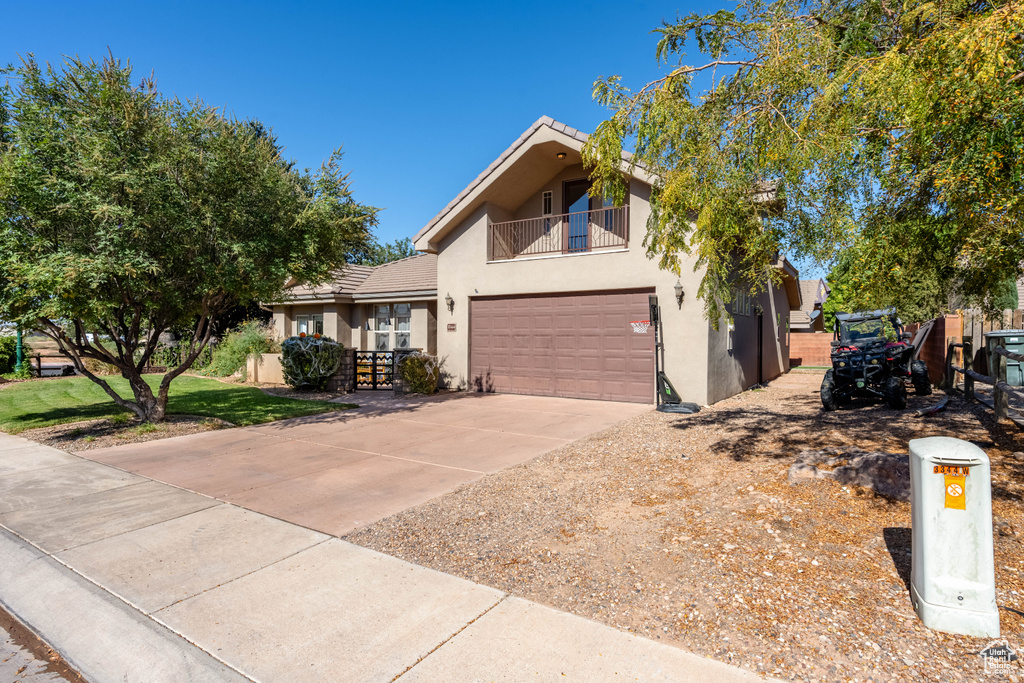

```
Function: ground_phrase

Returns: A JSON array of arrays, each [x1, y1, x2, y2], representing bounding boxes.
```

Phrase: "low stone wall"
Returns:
[[247, 349, 356, 392], [326, 350, 356, 393], [789, 332, 833, 367]]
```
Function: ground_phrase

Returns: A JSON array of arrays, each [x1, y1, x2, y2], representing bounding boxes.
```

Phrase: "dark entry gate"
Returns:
[[355, 351, 394, 389]]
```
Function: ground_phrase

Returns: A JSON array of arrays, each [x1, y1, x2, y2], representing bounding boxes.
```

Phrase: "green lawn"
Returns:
[[0, 375, 353, 434]]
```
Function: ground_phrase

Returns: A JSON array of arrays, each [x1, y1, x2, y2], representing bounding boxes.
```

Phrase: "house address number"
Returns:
[[447, 323, 456, 332]]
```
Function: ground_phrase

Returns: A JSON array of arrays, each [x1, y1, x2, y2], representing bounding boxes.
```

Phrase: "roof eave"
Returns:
[[414, 117, 653, 252]]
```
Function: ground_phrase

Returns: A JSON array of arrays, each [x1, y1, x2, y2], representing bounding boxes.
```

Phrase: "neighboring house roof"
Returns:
[[353, 253, 437, 297], [285, 264, 374, 300], [278, 255, 438, 304], [790, 310, 813, 327], [798, 279, 830, 312], [413, 116, 651, 252]]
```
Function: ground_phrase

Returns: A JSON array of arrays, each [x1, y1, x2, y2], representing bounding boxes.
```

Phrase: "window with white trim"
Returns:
[[295, 313, 324, 336], [394, 304, 412, 350], [371, 303, 414, 351], [374, 305, 391, 351]]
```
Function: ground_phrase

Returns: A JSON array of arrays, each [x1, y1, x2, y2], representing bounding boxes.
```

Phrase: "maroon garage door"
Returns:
[[469, 290, 655, 403]]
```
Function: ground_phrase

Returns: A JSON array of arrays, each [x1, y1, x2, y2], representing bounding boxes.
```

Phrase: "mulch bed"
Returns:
[[20, 415, 231, 452], [254, 384, 355, 402], [348, 371, 1024, 682]]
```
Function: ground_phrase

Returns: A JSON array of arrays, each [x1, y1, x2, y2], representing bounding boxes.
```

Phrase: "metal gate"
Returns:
[[355, 351, 393, 389]]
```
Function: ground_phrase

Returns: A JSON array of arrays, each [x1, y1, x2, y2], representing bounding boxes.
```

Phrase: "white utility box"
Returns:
[[909, 436, 1000, 637]]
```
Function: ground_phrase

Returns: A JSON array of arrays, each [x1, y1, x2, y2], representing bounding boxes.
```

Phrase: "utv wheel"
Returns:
[[911, 360, 932, 395], [821, 370, 838, 411], [885, 376, 907, 409]]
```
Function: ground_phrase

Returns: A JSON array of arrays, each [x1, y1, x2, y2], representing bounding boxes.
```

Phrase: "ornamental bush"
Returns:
[[0, 335, 18, 374], [398, 352, 439, 394], [206, 320, 278, 378], [280, 335, 343, 391]]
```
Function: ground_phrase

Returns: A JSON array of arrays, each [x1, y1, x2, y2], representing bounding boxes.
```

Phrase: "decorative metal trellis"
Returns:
[[355, 351, 393, 389]]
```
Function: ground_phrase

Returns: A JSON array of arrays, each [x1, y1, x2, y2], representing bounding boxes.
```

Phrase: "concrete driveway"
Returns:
[[78, 392, 650, 536]]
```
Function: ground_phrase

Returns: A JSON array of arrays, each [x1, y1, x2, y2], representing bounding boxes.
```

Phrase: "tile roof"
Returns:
[[413, 116, 636, 244], [799, 279, 829, 312], [353, 253, 437, 295], [289, 264, 374, 298]]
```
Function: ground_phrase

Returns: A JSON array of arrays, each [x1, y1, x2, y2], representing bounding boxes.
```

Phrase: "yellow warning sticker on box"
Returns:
[[944, 474, 966, 510]]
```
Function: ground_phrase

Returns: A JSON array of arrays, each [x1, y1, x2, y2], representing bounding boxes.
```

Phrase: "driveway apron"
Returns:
[[77, 392, 651, 536]]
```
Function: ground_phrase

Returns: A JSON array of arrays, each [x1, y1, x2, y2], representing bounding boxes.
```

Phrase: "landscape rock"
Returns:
[[787, 447, 910, 501]]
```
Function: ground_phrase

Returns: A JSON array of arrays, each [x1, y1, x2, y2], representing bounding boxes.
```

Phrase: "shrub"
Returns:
[[0, 335, 31, 374], [205, 320, 278, 378], [0, 335, 17, 374], [83, 357, 120, 376], [280, 335, 343, 391], [398, 352, 439, 394]]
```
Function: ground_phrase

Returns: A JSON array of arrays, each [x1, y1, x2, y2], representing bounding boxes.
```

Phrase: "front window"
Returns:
[[295, 314, 323, 336], [369, 303, 415, 351], [374, 305, 391, 351], [394, 304, 411, 350]]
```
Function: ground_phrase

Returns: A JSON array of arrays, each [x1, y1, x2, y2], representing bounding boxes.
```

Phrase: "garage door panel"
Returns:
[[471, 290, 654, 403]]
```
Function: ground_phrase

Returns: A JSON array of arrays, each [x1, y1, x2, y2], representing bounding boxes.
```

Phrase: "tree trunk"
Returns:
[[125, 372, 167, 422]]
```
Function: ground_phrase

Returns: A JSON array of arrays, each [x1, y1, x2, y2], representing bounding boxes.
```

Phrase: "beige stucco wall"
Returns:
[[513, 164, 630, 221], [435, 178, 714, 404], [247, 353, 285, 384]]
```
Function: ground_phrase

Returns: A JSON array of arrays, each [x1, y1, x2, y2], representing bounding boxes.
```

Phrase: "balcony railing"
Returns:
[[489, 205, 629, 261]]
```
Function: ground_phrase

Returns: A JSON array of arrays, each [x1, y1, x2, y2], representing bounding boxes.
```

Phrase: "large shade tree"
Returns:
[[583, 0, 1024, 322], [0, 54, 377, 421]]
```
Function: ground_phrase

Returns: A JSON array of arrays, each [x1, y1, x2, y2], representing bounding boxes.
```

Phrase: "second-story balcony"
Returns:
[[489, 205, 629, 261]]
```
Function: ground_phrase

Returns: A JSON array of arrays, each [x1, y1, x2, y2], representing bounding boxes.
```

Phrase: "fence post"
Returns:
[[994, 348, 1008, 420], [943, 338, 955, 391], [963, 338, 973, 401]]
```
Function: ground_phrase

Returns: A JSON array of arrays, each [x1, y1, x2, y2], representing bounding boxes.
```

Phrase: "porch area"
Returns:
[[489, 206, 629, 261]]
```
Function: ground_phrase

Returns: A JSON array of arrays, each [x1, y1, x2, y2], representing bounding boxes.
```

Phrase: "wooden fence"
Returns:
[[946, 337, 1024, 424]]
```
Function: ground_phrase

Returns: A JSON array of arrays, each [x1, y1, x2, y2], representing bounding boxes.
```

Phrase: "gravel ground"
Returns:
[[18, 415, 229, 452], [349, 370, 1024, 682]]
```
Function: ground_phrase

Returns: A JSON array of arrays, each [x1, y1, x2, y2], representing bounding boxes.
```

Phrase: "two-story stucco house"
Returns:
[[412, 116, 800, 405]]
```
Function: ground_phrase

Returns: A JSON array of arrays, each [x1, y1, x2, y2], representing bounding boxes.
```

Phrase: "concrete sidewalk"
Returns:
[[0, 433, 770, 682]]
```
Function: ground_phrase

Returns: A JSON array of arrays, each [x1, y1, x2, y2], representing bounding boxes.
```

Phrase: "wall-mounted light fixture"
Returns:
[[556, 152, 567, 160], [674, 280, 684, 308], [445, 292, 454, 313]]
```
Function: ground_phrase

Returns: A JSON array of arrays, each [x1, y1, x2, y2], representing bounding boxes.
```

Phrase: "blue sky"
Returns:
[[5, 1, 825, 279]]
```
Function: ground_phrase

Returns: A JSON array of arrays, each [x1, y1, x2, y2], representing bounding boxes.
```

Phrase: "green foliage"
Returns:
[[353, 237, 418, 266], [823, 247, 953, 326], [398, 353, 439, 394], [280, 335, 344, 391], [0, 375, 351, 434], [205, 320, 278, 378], [0, 53, 376, 421], [992, 278, 1019, 311], [0, 335, 17, 374], [584, 0, 1024, 323]]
